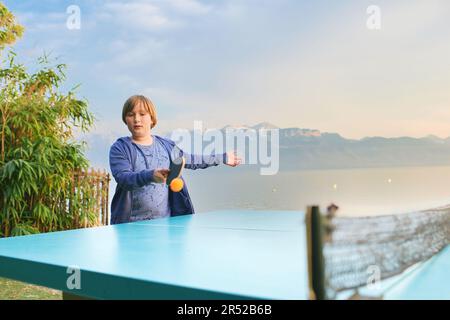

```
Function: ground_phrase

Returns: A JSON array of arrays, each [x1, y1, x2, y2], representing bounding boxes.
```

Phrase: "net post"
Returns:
[[306, 205, 327, 300]]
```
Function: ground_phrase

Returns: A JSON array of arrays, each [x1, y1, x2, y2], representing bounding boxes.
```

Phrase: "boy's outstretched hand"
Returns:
[[225, 151, 242, 167], [153, 169, 169, 183]]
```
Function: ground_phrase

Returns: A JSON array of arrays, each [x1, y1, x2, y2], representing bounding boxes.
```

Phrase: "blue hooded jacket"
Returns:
[[109, 135, 226, 224]]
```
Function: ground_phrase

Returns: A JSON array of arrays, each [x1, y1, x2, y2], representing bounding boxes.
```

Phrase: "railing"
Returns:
[[72, 168, 111, 226]]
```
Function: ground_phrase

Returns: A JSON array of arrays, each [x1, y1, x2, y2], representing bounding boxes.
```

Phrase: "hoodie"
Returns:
[[109, 135, 226, 224]]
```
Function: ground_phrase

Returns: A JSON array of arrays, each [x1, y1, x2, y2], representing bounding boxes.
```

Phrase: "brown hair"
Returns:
[[122, 95, 157, 129]]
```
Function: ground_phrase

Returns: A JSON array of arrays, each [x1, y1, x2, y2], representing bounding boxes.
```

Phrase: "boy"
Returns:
[[109, 95, 241, 224]]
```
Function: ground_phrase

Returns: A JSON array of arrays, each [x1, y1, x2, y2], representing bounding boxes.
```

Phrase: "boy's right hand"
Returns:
[[153, 169, 170, 183]]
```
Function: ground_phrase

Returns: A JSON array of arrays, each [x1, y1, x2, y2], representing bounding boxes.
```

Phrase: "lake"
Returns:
[[180, 165, 450, 217]]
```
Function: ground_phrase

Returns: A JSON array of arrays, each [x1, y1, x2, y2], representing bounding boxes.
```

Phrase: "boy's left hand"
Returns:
[[225, 151, 242, 167]]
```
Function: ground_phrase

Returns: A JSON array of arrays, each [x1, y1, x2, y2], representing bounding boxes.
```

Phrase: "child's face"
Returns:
[[125, 102, 153, 138]]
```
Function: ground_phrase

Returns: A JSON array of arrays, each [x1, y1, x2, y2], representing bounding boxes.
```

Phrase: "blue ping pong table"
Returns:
[[0, 210, 449, 300], [0, 210, 309, 299]]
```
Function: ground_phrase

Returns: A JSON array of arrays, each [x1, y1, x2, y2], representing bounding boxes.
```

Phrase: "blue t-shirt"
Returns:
[[130, 138, 171, 221]]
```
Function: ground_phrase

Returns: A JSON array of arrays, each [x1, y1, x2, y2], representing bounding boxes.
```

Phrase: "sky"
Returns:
[[3, 0, 450, 140]]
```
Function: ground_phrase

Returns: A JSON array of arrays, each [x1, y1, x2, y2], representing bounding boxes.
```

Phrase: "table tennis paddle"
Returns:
[[167, 156, 185, 186]]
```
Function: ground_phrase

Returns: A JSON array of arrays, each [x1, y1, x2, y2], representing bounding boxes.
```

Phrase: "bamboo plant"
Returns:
[[0, 3, 101, 237]]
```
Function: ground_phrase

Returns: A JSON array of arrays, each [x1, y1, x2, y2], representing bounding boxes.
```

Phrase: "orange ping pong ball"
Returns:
[[170, 178, 184, 192]]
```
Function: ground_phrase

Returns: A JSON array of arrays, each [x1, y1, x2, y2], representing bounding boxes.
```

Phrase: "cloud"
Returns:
[[13, 11, 36, 25], [102, 1, 176, 31], [87, 0, 450, 139], [104, 37, 166, 68], [167, 0, 212, 15], [10, 0, 450, 140], [180, 0, 450, 139], [14, 10, 66, 32]]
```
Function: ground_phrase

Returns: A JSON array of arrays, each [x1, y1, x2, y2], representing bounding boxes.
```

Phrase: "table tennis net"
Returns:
[[320, 205, 450, 298]]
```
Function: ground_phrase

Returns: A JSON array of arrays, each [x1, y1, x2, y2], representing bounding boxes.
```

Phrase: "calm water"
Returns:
[[180, 166, 450, 217]]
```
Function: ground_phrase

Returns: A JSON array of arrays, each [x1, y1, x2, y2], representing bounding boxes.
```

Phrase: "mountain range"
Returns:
[[82, 122, 450, 171]]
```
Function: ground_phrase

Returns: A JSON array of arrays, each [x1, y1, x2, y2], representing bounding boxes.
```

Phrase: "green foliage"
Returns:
[[0, 3, 103, 236], [0, 5, 102, 237], [0, 50, 101, 237], [11, 222, 40, 237], [0, 2, 24, 51]]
